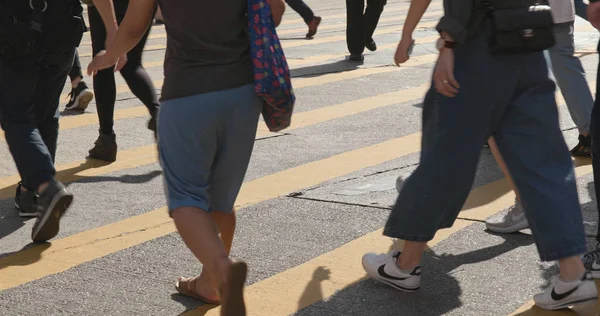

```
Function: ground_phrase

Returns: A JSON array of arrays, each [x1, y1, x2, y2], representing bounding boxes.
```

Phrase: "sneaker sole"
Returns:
[[31, 190, 73, 242], [221, 262, 248, 316], [362, 260, 420, 293], [485, 220, 529, 234], [590, 270, 600, 279], [535, 295, 598, 310], [65, 90, 94, 111]]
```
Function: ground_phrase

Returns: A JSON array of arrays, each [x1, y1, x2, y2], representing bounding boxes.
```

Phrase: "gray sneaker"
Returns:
[[31, 180, 73, 242], [485, 199, 529, 233]]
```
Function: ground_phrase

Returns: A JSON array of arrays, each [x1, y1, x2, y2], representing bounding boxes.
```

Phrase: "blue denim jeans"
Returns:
[[0, 51, 75, 190], [546, 22, 593, 135], [384, 32, 587, 262]]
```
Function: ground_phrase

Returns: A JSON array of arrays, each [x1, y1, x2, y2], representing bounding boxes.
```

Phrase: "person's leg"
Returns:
[[87, 6, 118, 161], [484, 137, 528, 233], [35, 52, 76, 164], [115, 0, 159, 135], [548, 22, 593, 156], [0, 60, 55, 192], [346, 0, 366, 59], [584, 38, 600, 276], [364, 0, 386, 49], [363, 33, 517, 289], [65, 49, 94, 111], [284, 0, 315, 23], [159, 85, 261, 308], [493, 52, 595, 309], [89, 6, 117, 135], [69, 49, 82, 84]]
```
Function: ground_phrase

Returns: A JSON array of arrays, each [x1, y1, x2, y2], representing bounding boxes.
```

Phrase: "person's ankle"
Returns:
[[558, 256, 586, 282], [71, 76, 82, 88], [396, 253, 420, 271], [37, 181, 50, 195]]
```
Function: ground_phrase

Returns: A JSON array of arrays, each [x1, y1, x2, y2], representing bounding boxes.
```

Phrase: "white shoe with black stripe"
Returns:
[[533, 272, 597, 310], [362, 251, 421, 292]]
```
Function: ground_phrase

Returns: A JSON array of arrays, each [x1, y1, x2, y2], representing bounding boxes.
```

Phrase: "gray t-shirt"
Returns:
[[157, 0, 253, 101]]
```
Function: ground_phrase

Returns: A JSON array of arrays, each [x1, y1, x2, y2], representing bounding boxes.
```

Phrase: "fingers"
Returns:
[[433, 67, 459, 98]]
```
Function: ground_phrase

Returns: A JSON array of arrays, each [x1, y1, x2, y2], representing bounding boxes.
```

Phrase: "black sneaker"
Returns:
[[31, 180, 73, 242], [570, 134, 592, 157], [15, 182, 38, 218], [87, 132, 118, 162], [65, 81, 94, 111], [365, 38, 377, 52], [583, 244, 600, 278]]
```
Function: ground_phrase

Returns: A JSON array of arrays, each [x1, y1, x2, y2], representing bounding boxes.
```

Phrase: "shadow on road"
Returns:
[[293, 233, 534, 316], [0, 242, 51, 267]]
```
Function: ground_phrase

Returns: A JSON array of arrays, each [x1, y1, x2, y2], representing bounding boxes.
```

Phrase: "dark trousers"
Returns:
[[285, 0, 314, 24], [69, 49, 83, 81], [0, 51, 75, 190], [345, 0, 386, 55], [88, 0, 159, 135]]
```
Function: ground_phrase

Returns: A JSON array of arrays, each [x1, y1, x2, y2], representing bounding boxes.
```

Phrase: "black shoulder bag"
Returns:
[[484, 0, 555, 54]]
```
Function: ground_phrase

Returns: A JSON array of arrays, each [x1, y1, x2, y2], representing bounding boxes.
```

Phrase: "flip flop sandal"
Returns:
[[175, 276, 221, 305]]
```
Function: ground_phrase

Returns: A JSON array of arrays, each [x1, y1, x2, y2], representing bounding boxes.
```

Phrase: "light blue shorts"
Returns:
[[158, 84, 262, 215]]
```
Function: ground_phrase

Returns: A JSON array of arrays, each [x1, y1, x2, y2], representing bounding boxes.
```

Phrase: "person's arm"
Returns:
[[403, 0, 432, 39], [435, 0, 474, 44], [395, 0, 433, 65], [269, 0, 285, 27], [88, 0, 156, 75]]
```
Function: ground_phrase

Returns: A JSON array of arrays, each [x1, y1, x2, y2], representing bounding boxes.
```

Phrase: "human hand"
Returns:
[[87, 50, 119, 76], [394, 37, 414, 66], [433, 49, 459, 97]]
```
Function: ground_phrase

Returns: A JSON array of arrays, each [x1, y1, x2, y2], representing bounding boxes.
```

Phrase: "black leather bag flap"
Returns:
[[492, 5, 553, 31]]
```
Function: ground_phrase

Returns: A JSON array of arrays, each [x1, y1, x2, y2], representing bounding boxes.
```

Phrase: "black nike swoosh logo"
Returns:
[[377, 264, 408, 281], [550, 286, 578, 301]]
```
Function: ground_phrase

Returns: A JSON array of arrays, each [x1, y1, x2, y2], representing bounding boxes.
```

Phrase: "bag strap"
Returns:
[[483, 0, 548, 10]]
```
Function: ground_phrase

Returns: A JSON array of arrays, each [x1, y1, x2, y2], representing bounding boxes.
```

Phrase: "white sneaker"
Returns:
[[362, 251, 421, 292], [485, 198, 529, 233], [533, 273, 598, 310]]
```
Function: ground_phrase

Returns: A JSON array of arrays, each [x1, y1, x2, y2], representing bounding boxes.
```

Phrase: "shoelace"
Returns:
[[582, 243, 600, 266]]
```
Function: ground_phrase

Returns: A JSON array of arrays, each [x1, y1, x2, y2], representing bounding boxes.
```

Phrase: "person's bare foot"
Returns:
[[194, 272, 221, 302]]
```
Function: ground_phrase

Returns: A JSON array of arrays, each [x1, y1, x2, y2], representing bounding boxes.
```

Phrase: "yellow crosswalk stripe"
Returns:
[[0, 132, 425, 291], [2, 53, 439, 142], [0, 82, 430, 199]]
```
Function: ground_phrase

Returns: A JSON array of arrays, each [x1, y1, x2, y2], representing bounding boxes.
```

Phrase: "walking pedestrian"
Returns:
[[86, 0, 160, 163], [363, 0, 598, 310], [87, 0, 286, 314], [486, 0, 595, 233], [64, 50, 94, 111], [346, 0, 387, 61], [580, 0, 600, 279], [285, 0, 321, 38], [1, 0, 83, 241]]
